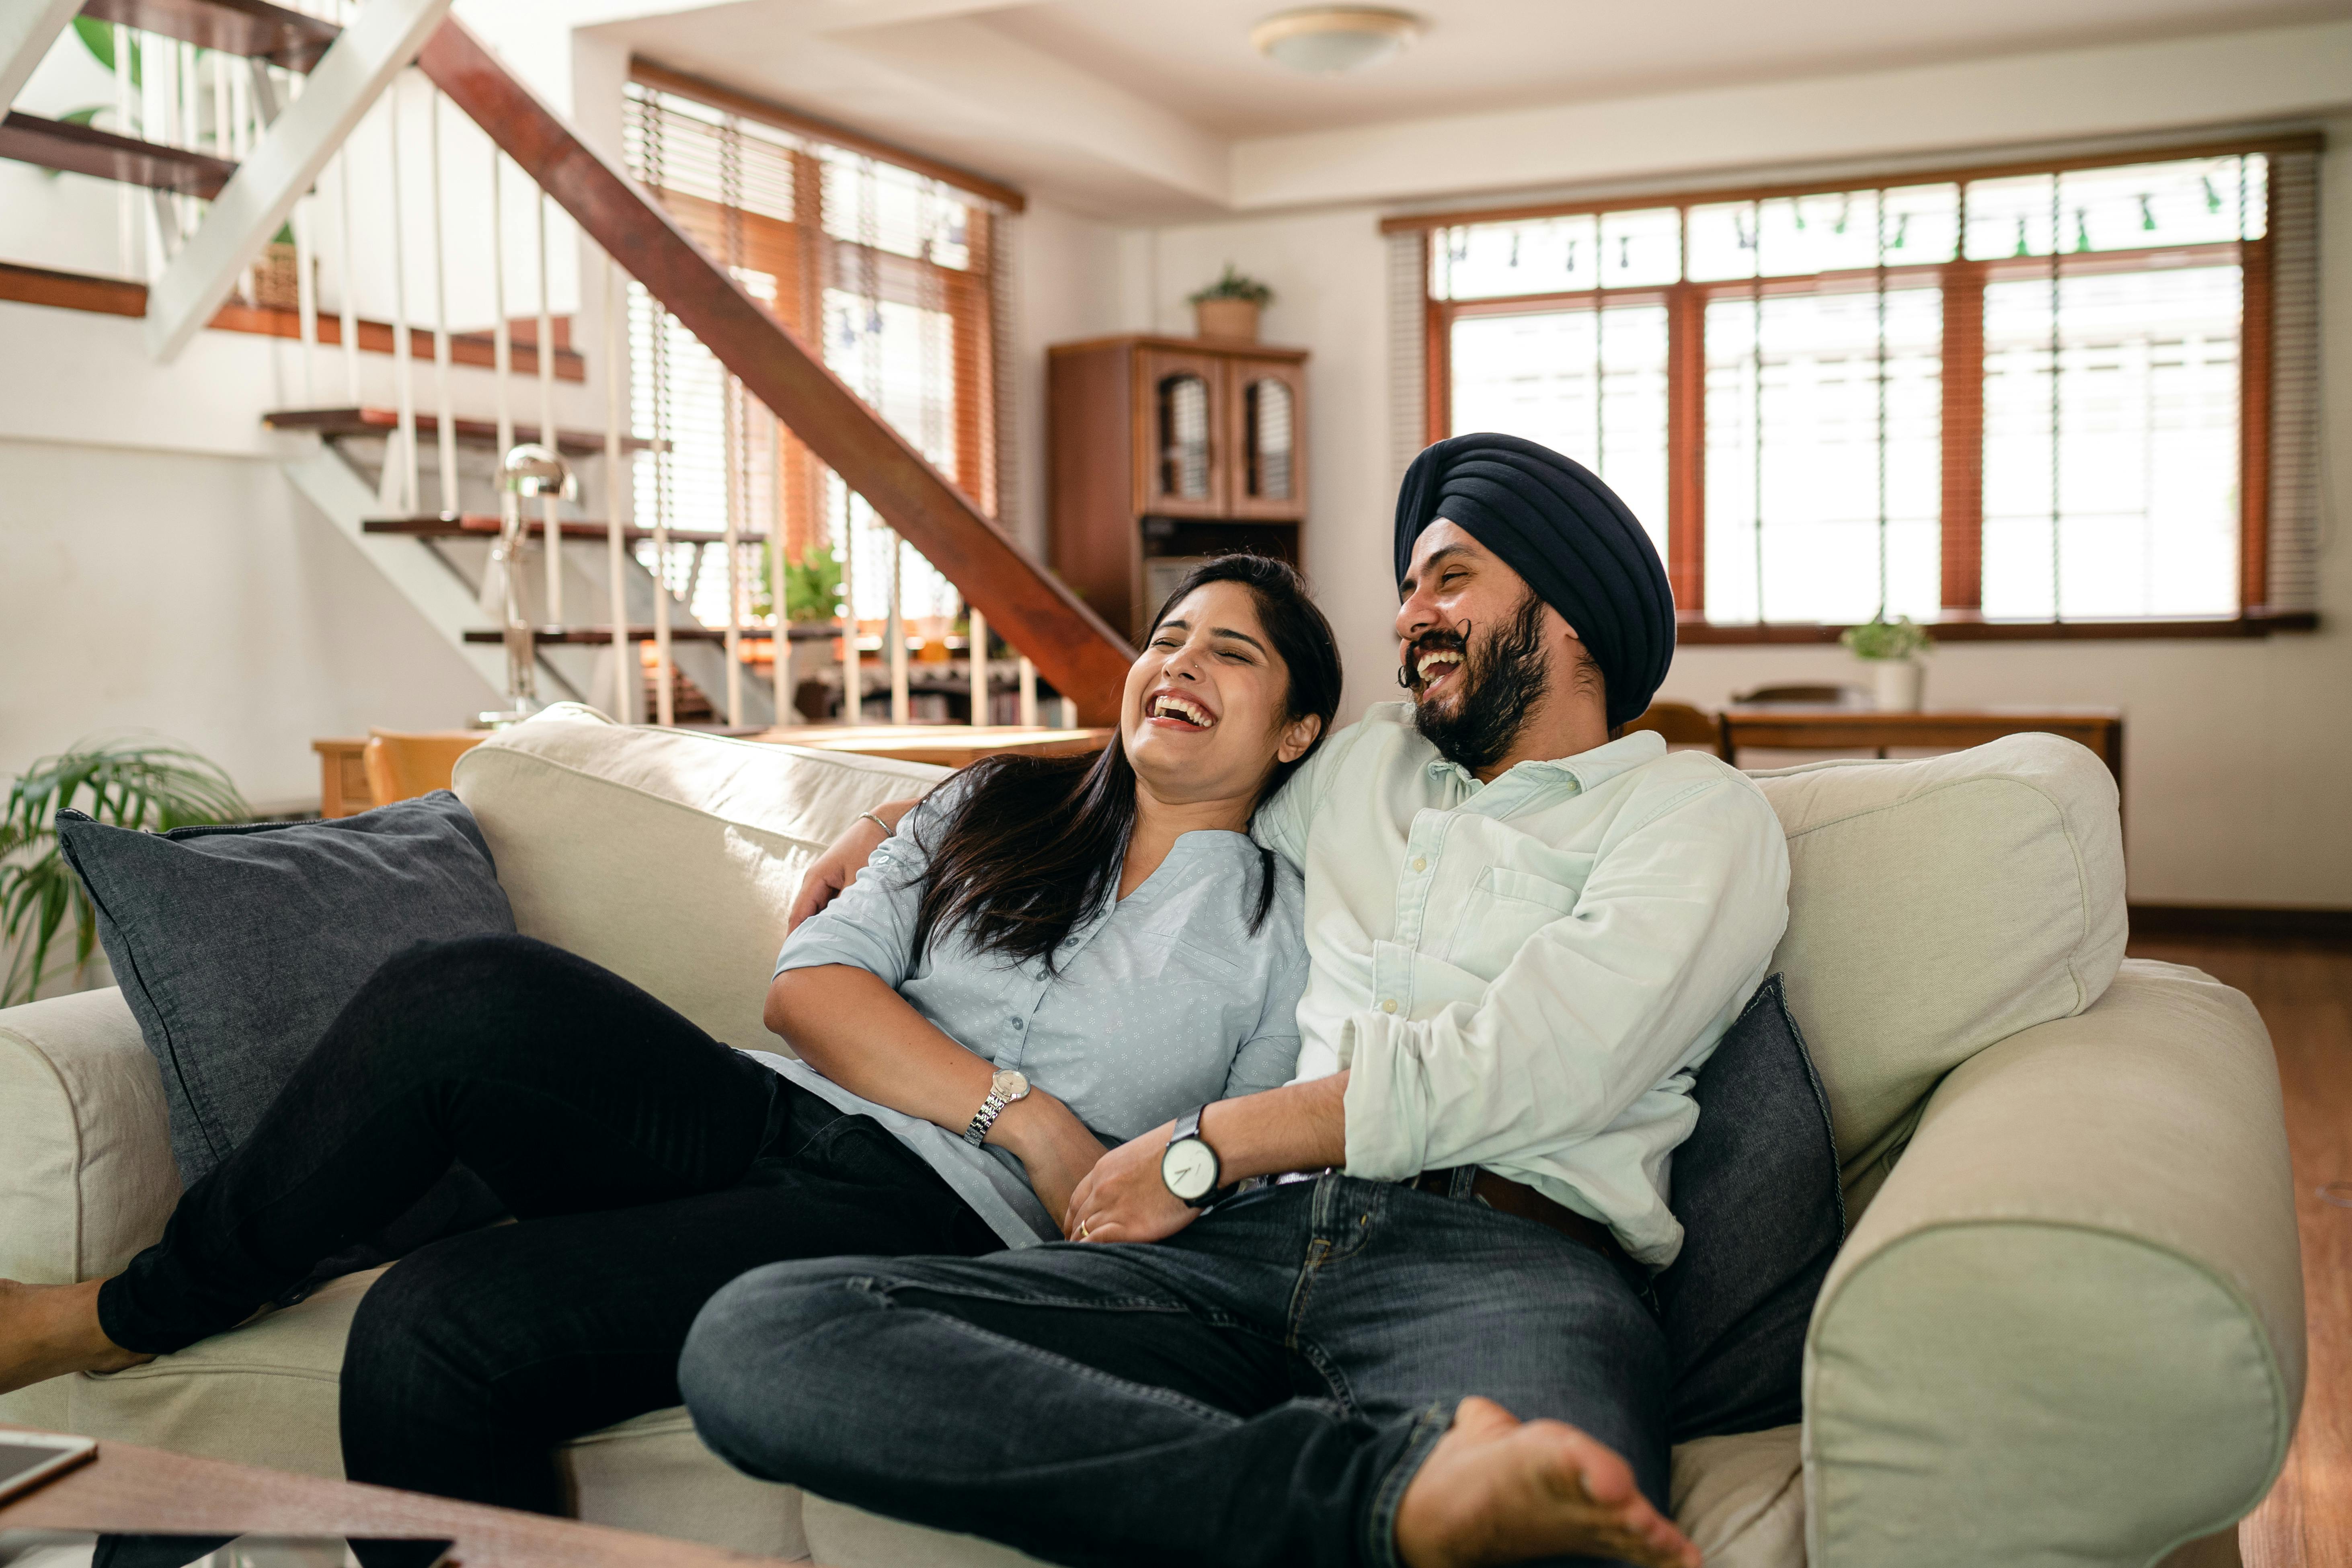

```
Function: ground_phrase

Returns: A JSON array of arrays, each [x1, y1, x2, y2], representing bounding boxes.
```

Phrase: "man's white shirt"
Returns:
[[1254, 704, 1791, 1268]]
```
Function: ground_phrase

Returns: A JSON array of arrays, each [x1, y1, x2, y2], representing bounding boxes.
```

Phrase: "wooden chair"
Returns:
[[1623, 701, 1727, 758], [362, 729, 487, 808]]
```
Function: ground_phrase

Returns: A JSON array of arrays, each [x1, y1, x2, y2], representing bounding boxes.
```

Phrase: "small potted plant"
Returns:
[[1841, 614, 1935, 711], [1189, 264, 1274, 341]]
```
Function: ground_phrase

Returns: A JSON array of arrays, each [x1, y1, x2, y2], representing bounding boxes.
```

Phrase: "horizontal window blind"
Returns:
[[622, 77, 1004, 639]]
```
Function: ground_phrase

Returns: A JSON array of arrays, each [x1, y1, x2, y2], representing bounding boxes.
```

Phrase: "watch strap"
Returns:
[[964, 1090, 1009, 1146]]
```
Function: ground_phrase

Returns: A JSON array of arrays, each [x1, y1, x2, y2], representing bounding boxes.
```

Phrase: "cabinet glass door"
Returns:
[[1225, 359, 1307, 520], [1160, 373, 1212, 501], [1139, 348, 1229, 518], [1245, 378, 1295, 501]]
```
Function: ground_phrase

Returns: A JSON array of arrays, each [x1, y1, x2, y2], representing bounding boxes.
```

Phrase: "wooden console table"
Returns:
[[0, 1428, 777, 1568], [1719, 705, 2125, 790]]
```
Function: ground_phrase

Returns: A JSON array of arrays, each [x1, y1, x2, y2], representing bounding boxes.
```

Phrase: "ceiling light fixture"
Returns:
[[1250, 7, 1424, 76]]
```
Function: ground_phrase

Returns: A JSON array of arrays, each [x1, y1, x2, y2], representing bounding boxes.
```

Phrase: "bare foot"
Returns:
[[1394, 1396, 1700, 1568], [0, 1279, 153, 1395]]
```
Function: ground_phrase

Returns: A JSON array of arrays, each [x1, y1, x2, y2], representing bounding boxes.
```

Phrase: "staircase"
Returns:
[[1, 0, 1132, 734]]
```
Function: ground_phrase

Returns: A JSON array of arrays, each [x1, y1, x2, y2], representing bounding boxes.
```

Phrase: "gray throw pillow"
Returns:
[[1654, 973, 1845, 1443], [56, 791, 516, 1184]]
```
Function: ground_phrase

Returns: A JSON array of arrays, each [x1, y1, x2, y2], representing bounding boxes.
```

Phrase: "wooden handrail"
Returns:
[[417, 18, 1134, 722]]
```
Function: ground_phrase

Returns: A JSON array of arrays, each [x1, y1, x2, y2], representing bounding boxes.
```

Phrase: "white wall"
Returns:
[[1095, 116, 2352, 910]]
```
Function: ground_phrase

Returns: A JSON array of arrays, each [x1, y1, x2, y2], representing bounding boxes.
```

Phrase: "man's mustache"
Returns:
[[1398, 623, 1473, 691]]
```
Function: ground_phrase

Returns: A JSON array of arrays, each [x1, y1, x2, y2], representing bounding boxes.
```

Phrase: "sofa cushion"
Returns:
[[798, 1425, 1806, 1568], [451, 705, 950, 1055], [55, 794, 515, 1183], [1656, 975, 1842, 1443], [1749, 733, 2126, 1181], [60, 1266, 809, 1560]]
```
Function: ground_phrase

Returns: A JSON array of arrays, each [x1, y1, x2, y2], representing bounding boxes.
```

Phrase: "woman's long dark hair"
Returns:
[[909, 554, 1342, 969]]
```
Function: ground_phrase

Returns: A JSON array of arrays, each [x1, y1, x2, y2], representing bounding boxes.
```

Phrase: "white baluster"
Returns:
[[888, 532, 909, 724], [335, 148, 358, 401], [388, 84, 418, 515], [292, 197, 317, 405], [838, 506, 858, 725], [722, 378, 743, 727], [113, 24, 132, 278], [967, 605, 987, 727], [427, 89, 456, 517], [537, 192, 560, 625], [770, 417, 790, 726], [490, 153, 513, 469], [1018, 656, 1038, 728], [603, 253, 630, 723]]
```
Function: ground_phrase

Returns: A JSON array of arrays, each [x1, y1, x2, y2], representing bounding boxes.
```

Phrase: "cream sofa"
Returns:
[[0, 707, 2300, 1568]]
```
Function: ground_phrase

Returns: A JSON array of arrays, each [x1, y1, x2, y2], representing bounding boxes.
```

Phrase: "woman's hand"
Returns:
[[991, 1094, 1109, 1228], [787, 800, 916, 931], [1063, 1122, 1200, 1245]]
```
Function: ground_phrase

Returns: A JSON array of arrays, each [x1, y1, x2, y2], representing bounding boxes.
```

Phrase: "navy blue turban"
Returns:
[[1394, 433, 1675, 730]]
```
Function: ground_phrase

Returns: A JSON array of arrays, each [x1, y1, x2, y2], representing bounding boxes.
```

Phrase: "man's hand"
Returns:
[[787, 800, 916, 931], [1064, 1122, 1200, 1245]]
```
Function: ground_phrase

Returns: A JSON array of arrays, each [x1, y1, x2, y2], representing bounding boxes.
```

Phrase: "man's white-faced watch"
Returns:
[[1161, 1105, 1222, 1207], [963, 1069, 1031, 1146]]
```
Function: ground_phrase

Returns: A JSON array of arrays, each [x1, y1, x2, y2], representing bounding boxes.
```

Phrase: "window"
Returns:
[[1408, 140, 2317, 635], [622, 69, 1006, 639]]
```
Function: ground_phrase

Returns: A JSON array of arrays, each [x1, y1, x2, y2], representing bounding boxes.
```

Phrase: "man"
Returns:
[[683, 434, 1790, 1568]]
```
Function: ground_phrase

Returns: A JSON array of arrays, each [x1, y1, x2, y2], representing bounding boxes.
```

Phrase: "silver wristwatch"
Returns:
[[963, 1069, 1032, 1146]]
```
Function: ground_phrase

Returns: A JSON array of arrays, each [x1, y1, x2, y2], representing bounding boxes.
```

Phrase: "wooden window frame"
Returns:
[[625, 64, 1006, 562], [1401, 133, 2322, 642]]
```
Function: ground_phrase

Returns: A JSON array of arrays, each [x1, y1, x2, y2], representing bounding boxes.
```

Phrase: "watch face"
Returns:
[[991, 1069, 1030, 1101], [1162, 1137, 1219, 1201]]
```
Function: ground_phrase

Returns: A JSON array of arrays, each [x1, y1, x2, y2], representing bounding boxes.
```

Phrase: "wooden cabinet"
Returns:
[[1049, 335, 1309, 640]]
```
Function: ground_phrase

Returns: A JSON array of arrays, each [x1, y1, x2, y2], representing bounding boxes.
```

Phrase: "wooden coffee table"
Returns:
[[0, 1428, 788, 1567]]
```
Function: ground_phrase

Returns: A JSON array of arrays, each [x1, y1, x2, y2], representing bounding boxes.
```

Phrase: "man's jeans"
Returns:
[[681, 1172, 1668, 1568]]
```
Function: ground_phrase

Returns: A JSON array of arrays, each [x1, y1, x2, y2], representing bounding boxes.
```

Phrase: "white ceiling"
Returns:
[[585, 0, 2352, 218], [978, 0, 2348, 138]]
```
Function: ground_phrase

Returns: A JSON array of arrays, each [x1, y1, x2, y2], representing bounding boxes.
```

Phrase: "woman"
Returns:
[[0, 554, 1342, 1518]]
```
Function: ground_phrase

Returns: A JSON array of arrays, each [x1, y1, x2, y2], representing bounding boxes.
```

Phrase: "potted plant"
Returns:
[[1189, 264, 1274, 341], [1841, 614, 1935, 711], [1, 735, 248, 1005]]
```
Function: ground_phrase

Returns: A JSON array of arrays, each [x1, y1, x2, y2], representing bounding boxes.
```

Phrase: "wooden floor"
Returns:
[[2125, 933, 2352, 1568]]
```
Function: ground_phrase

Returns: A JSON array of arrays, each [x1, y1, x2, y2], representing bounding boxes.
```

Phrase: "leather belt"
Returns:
[[1410, 1166, 1630, 1269]]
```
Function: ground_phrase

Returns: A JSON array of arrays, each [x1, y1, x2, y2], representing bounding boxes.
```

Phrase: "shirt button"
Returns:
[[1010, 1018, 1025, 1030], [1412, 857, 1428, 872], [1381, 998, 1398, 1014]]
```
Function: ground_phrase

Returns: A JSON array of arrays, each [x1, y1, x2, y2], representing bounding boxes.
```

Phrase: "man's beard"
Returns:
[[1407, 589, 1550, 775]]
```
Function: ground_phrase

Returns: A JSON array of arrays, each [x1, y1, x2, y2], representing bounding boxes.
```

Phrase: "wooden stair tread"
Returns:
[[263, 407, 662, 456], [0, 111, 234, 199], [80, 0, 341, 72], [364, 514, 728, 545], [466, 626, 793, 644]]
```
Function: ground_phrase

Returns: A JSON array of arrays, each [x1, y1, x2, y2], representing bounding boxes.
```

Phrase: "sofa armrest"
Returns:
[[1804, 959, 2301, 1568], [0, 987, 180, 1285]]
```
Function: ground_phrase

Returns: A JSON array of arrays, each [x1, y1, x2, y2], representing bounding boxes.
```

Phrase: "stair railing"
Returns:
[[8, 4, 1127, 730]]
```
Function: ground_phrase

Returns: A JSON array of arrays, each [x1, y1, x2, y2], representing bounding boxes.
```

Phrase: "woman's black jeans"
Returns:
[[96, 934, 1000, 1515]]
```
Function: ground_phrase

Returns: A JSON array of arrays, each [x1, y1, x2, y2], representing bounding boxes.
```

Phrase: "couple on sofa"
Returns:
[[1, 433, 1788, 1568]]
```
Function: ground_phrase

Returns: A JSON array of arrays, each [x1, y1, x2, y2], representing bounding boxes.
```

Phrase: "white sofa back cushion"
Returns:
[[451, 706, 949, 1055], [1750, 733, 2126, 1173]]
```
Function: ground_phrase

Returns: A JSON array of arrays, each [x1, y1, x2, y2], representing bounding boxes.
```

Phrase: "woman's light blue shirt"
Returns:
[[763, 786, 1308, 1248]]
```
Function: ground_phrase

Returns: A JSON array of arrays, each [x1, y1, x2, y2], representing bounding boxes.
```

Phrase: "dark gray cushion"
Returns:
[[1654, 973, 1844, 1443], [57, 791, 516, 1184]]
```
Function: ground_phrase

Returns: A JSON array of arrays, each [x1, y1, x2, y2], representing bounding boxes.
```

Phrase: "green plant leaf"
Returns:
[[1, 734, 248, 1006], [72, 16, 114, 73], [70, 16, 139, 87]]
